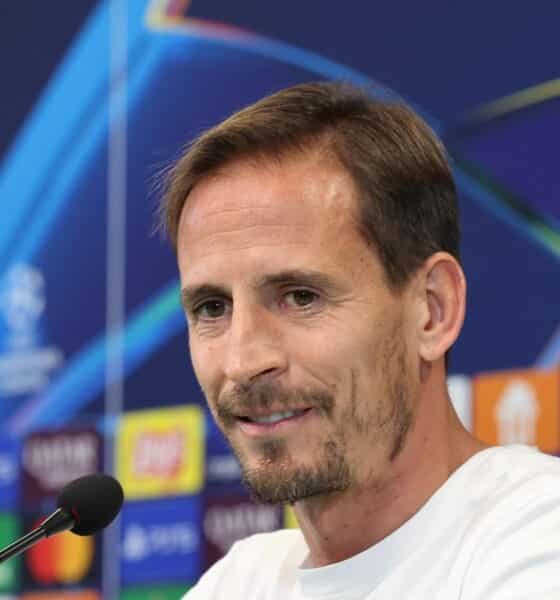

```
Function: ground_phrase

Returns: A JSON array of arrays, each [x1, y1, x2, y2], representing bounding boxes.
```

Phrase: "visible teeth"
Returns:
[[251, 410, 302, 424]]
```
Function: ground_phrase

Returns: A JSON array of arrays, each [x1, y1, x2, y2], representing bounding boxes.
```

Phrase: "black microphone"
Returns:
[[0, 473, 124, 564]]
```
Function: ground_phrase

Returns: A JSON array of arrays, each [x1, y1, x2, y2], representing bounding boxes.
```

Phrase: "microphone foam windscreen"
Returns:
[[57, 473, 124, 536]]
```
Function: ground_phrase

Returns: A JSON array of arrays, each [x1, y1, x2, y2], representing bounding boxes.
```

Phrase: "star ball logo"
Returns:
[[24, 519, 95, 586], [0, 264, 45, 342], [0, 264, 64, 397]]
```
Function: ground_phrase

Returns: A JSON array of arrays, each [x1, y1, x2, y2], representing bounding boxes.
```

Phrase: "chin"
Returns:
[[239, 444, 351, 505]]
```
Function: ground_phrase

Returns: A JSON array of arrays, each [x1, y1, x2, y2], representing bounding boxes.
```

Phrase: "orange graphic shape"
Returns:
[[474, 367, 560, 452], [58, 529, 94, 583], [26, 526, 94, 584]]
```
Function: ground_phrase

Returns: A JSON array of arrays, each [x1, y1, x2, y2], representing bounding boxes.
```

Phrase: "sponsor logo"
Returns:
[[204, 502, 280, 552], [120, 497, 201, 585], [203, 494, 282, 567], [205, 416, 242, 487], [20, 592, 99, 600], [24, 522, 95, 586], [0, 440, 20, 511], [0, 455, 17, 483], [0, 513, 20, 593], [123, 522, 198, 562], [132, 429, 184, 479], [120, 583, 190, 600], [22, 429, 101, 503], [474, 367, 560, 451], [0, 264, 63, 397], [117, 406, 204, 499], [496, 380, 539, 445], [206, 454, 241, 486]]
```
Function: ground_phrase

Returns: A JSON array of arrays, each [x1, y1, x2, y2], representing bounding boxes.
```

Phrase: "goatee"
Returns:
[[217, 380, 350, 504]]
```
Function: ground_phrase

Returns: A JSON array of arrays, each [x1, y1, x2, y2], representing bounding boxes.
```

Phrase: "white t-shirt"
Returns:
[[184, 445, 560, 599]]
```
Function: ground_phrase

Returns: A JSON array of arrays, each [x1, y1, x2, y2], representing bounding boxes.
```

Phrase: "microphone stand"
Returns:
[[0, 508, 74, 564], [0, 528, 47, 564]]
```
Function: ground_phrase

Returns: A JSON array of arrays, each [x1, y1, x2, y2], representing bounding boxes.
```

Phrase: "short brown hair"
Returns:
[[159, 81, 459, 292]]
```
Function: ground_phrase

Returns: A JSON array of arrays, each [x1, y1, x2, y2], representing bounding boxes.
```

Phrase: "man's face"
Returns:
[[177, 153, 416, 504]]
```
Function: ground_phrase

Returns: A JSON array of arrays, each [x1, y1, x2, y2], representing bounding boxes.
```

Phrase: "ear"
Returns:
[[414, 252, 466, 363]]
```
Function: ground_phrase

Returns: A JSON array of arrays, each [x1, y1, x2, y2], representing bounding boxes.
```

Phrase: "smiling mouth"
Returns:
[[237, 408, 311, 425]]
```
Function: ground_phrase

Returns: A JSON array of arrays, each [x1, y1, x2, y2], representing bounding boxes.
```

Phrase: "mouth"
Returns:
[[234, 408, 314, 436]]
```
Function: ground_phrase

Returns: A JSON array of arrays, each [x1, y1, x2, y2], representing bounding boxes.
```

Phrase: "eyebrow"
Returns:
[[181, 284, 227, 312], [180, 269, 339, 311], [254, 269, 337, 290]]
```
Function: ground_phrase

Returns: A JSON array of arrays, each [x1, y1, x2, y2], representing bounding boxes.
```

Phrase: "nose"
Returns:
[[223, 302, 287, 385]]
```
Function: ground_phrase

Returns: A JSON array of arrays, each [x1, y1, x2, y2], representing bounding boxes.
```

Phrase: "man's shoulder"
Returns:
[[457, 446, 560, 599], [478, 444, 560, 495], [459, 445, 560, 542]]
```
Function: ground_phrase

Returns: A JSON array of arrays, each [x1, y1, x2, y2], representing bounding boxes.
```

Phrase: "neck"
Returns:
[[293, 389, 489, 567]]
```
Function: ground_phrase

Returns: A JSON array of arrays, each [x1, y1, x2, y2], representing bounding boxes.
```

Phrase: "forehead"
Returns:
[[176, 154, 380, 284], [180, 153, 358, 233]]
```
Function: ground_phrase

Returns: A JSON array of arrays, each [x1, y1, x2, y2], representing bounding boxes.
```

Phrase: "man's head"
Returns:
[[162, 82, 459, 292], [161, 82, 466, 505]]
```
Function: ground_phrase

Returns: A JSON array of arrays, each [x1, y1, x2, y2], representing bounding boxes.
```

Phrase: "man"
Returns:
[[160, 82, 560, 598]]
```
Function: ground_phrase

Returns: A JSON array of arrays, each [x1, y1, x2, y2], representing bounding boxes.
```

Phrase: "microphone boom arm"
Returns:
[[0, 508, 74, 564]]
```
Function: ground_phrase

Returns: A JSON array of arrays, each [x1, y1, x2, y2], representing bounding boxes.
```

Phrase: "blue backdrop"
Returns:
[[0, 1, 558, 598]]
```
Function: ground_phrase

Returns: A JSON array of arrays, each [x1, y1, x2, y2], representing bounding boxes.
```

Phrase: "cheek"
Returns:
[[289, 336, 354, 397], [188, 337, 219, 398], [308, 329, 370, 374]]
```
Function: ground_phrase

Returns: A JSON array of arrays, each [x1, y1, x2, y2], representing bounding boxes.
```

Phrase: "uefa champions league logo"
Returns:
[[0, 264, 63, 396], [0, 264, 46, 348]]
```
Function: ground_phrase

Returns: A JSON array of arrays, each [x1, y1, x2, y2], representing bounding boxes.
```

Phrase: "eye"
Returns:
[[193, 299, 228, 320], [283, 289, 318, 308]]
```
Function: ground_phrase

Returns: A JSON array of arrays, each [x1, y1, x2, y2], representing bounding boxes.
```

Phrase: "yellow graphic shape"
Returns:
[[117, 405, 204, 499], [472, 78, 560, 121], [58, 530, 94, 583], [284, 505, 299, 529]]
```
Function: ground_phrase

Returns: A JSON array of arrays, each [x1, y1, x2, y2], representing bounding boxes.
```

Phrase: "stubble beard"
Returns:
[[241, 435, 351, 505], [216, 382, 352, 505], [212, 318, 414, 505]]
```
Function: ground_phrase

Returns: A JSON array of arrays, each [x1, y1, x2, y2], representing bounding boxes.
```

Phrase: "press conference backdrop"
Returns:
[[0, 1, 558, 598]]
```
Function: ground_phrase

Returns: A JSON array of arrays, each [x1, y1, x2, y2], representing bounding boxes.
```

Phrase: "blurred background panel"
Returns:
[[0, 1, 559, 598]]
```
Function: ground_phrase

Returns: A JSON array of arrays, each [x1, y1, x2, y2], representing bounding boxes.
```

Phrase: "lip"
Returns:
[[236, 407, 315, 437], [235, 406, 312, 420]]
